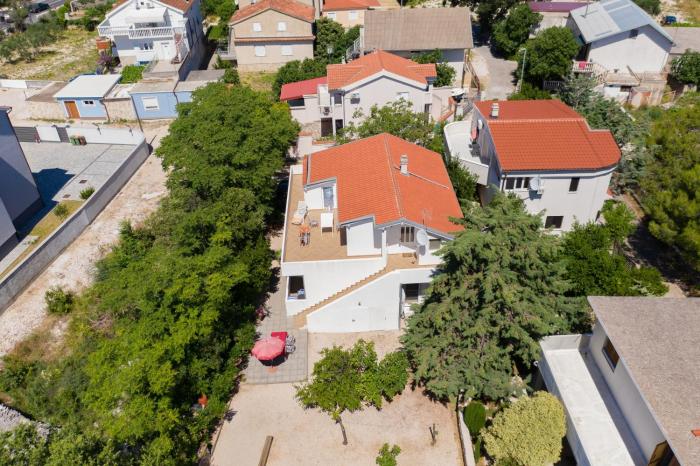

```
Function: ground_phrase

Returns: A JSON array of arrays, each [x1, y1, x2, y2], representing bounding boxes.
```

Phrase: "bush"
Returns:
[[79, 186, 95, 199], [464, 401, 487, 434], [45, 286, 75, 315], [633, 0, 661, 15], [670, 50, 700, 85], [376, 443, 401, 466], [413, 49, 456, 87], [223, 68, 240, 85], [508, 82, 552, 100], [53, 203, 69, 219], [120, 65, 144, 83]]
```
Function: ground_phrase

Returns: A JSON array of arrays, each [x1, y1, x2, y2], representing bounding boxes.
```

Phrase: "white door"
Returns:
[[155, 41, 174, 60]]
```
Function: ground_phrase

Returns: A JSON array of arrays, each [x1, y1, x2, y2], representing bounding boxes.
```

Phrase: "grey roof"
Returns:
[[569, 0, 673, 44], [664, 26, 700, 54], [175, 69, 224, 92], [130, 77, 178, 94], [54, 74, 121, 99], [363, 7, 473, 52], [588, 297, 700, 466]]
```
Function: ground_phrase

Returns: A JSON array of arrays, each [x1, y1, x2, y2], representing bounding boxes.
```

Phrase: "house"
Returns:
[[97, 0, 206, 79], [359, 8, 473, 85], [320, 0, 379, 29], [280, 50, 469, 137], [567, 0, 674, 106], [281, 133, 463, 332], [228, 0, 316, 72], [539, 296, 700, 466], [443, 100, 620, 232], [0, 108, 43, 259], [54, 74, 122, 120], [527, 2, 585, 34]]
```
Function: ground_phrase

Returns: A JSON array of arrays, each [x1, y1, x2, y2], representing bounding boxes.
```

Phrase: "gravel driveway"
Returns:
[[471, 45, 518, 100]]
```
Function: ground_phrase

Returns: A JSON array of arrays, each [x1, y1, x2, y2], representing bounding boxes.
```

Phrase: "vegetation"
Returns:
[[44, 287, 75, 315], [223, 68, 240, 85], [296, 340, 409, 445], [0, 84, 299, 463], [517, 27, 580, 84], [402, 193, 586, 401], [0, 424, 49, 465], [0, 22, 62, 63], [633, 0, 661, 15], [79, 186, 95, 200], [508, 82, 552, 100], [314, 18, 360, 64], [482, 392, 566, 466], [203, 0, 236, 21], [414, 49, 456, 87], [53, 203, 69, 219], [273, 58, 326, 99], [492, 4, 542, 58], [338, 100, 435, 146], [670, 50, 700, 86], [375, 443, 401, 466], [120, 65, 145, 84], [452, 0, 519, 32], [464, 401, 487, 462]]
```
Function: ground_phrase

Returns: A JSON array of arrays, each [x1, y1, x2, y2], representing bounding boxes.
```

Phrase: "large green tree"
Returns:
[[670, 50, 700, 86], [273, 58, 327, 99], [402, 193, 585, 401], [314, 18, 360, 64], [451, 0, 518, 33], [518, 27, 579, 84], [492, 4, 542, 58], [413, 49, 456, 87]]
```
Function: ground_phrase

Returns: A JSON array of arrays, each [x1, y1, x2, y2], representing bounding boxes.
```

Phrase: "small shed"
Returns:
[[53, 74, 122, 120]]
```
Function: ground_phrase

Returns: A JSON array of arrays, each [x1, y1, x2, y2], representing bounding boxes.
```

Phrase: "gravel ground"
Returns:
[[471, 45, 518, 100]]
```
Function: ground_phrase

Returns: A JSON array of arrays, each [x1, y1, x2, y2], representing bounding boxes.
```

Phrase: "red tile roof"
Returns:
[[230, 0, 315, 24], [474, 100, 621, 172], [303, 133, 463, 234], [112, 0, 195, 12], [280, 76, 327, 100], [323, 0, 379, 11], [327, 50, 436, 90]]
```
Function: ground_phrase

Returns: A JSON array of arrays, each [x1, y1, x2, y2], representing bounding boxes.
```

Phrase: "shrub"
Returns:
[[464, 401, 487, 434], [53, 203, 69, 219], [120, 65, 144, 83], [376, 443, 401, 466], [508, 82, 552, 100], [223, 68, 240, 85], [79, 186, 95, 200], [44, 287, 75, 315]]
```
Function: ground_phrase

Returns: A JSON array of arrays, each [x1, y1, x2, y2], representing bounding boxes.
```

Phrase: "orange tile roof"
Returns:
[[303, 133, 463, 234], [112, 0, 194, 12], [475, 100, 621, 172], [323, 0, 379, 11], [231, 0, 315, 24], [327, 50, 437, 90]]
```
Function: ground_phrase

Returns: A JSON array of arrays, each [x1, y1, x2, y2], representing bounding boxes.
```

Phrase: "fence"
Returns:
[[0, 79, 56, 89], [0, 129, 149, 313]]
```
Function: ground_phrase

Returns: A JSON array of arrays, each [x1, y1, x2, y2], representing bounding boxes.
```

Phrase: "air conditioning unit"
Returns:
[[529, 176, 545, 194], [350, 92, 360, 101], [321, 106, 330, 115]]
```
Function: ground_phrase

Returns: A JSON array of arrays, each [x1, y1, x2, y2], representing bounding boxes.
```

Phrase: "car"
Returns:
[[28, 2, 50, 13]]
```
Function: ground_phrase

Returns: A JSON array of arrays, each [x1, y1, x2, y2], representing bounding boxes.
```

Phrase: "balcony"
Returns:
[[443, 120, 490, 185], [97, 23, 184, 40]]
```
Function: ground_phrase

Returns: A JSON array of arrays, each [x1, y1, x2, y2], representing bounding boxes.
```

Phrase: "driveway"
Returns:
[[471, 45, 518, 100]]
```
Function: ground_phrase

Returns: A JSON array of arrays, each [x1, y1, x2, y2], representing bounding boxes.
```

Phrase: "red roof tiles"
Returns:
[[323, 0, 379, 11], [112, 0, 194, 12], [327, 50, 436, 90], [474, 100, 621, 172], [304, 133, 463, 234], [280, 76, 327, 101], [230, 0, 315, 24]]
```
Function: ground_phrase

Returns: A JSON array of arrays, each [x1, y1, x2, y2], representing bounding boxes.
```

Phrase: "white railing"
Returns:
[[572, 61, 596, 73], [97, 24, 184, 40]]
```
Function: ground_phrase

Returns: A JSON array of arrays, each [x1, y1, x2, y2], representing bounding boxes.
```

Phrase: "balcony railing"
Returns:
[[97, 24, 184, 40]]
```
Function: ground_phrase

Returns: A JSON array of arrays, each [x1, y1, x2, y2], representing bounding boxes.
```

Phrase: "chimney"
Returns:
[[400, 155, 408, 176], [490, 102, 499, 119]]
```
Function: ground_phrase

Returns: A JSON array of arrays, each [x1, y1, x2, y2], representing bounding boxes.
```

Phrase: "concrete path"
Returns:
[[472, 45, 518, 100]]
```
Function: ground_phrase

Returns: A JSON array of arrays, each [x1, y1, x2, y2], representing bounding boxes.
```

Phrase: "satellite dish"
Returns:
[[416, 229, 429, 247], [451, 88, 465, 101], [529, 176, 540, 191]]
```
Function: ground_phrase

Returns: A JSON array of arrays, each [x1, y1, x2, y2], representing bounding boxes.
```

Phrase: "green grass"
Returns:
[[240, 71, 276, 94]]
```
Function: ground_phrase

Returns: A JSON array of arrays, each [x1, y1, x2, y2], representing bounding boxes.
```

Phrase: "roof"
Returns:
[[54, 74, 121, 99], [527, 1, 583, 13], [280, 76, 327, 100], [364, 7, 473, 51], [303, 133, 463, 234], [230, 0, 315, 24], [130, 77, 178, 93], [322, 0, 379, 11], [175, 69, 224, 92], [588, 297, 700, 466], [111, 0, 194, 13], [327, 50, 436, 90], [474, 100, 620, 172], [569, 0, 674, 44], [664, 26, 700, 54]]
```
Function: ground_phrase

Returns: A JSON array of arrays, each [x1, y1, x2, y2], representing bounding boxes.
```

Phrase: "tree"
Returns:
[[338, 100, 434, 146], [601, 200, 636, 253], [492, 4, 542, 58], [376, 443, 401, 466], [482, 392, 566, 466], [453, 0, 519, 33], [273, 58, 327, 99], [507, 82, 551, 100], [633, 0, 661, 15], [557, 73, 596, 109], [0, 424, 48, 465], [670, 50, 700, 86], [223, 68, 240, 85], [518, 27, 579, 84], [295, 340, 408, 445], [402, 193, 586, 401], [414, 49, 456, 87], [314, 18, 360, 64]]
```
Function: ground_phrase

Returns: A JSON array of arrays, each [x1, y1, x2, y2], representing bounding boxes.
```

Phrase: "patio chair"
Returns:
[[291, 201, 307, 225]]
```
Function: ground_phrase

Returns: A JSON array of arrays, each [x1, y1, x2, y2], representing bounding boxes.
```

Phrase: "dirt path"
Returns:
[[0, 122, 170, 357]]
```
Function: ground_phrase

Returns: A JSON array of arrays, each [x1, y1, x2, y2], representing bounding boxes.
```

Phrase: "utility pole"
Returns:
[[516, 47, 527, 93]]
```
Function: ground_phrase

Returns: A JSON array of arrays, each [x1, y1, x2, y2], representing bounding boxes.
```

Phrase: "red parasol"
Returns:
[[251, 337, 285, 361]]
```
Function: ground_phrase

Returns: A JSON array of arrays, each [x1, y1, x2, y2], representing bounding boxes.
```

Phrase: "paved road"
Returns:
[[473, 44, 518, 100]]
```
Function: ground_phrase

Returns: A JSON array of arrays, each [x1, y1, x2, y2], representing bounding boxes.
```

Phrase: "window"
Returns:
[[141, 97, 159, 110], [505, 177, 531, 191], [281, 45, 293, 56], [404, 283, 420, 300], [569, 177, 580, 192], [254, 45, 266, 57], [544, 216, 563, 229], [288, 98, 304, 108], [83, 100, 95, 106], [348, 10, 358, 20], [288, 276, 305, 300], [326, 12, 336, 20], [333, 93, 342, 105], [400, 226, 415, 243], [396, 91, 409, 101], [629, 29, 638, 38], [424, 103, 431, 114], [505, 177, 515, 190], [252, 22, 262, 32], [277, 21, 287, 31], [602, 337, 619, 370], [429, 238, 442, 250]]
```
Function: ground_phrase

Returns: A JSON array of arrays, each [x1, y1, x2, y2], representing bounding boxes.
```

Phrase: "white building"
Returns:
[[98, 0, 205, 75], [444, 100, 620, 232], [539, 297, 700, 466], [281, 133, 463, 332], [567, 0, 674, 105]]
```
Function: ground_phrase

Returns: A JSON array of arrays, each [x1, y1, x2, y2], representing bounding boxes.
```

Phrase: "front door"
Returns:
[[155, 41, 173, 60], [64, 101, 79, 118], [320, 118, 332, 137]]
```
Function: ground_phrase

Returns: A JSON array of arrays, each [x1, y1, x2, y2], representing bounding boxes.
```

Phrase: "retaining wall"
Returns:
[[0, 129, 149, 313], [104, 98, 137, 121], [0, 79, 56, 89]]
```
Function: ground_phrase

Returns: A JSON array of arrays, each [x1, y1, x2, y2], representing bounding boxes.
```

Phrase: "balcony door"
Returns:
[[155, 40, 173, 60], [323, 186, 334, 210]]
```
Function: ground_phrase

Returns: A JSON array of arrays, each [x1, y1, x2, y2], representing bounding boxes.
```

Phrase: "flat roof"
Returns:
[[589, 297, 700, 466], [174, 69, 224, 92], [664, 26, 700, 54], [53, 74, 121, 99], [130, 77, 178, 93]]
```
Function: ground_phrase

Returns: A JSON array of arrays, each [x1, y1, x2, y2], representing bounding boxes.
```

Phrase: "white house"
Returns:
[[567, 0, 674, 105], [444, 100, 620, 232], [281, 133, 463, 332], [280, 50, 465, 137], [539, 297, 700, 466], [98, 0, 206, 76]]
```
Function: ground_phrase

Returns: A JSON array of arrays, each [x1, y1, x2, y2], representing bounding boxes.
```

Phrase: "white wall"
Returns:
[[346, 219, 382, 256], [289, 94, 320, 125], [304, 183, 337, 210], [587, 25, 671, 73], [306, 267, 434, 332], [588, 323, 665, 461]]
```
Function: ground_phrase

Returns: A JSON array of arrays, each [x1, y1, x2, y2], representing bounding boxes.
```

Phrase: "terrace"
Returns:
[[443, 120, 490, 185]]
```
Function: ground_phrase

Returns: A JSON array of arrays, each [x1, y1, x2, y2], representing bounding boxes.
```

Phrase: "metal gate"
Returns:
[[56, 126, 69, 142], [12, 126, 39, 142]]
